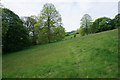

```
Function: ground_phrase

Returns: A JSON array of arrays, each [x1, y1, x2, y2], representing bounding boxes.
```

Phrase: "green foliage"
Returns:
[[80, 14, 119, 35], [2, 8, 30, 53], [3, 29, 118, 78], [64, 30, 78, 39], [36, 28, 48, 44], [63, 34, 80, 40], [80, 14, 92, 36], [80, 27, 86, 36], [89, 17, 117, 34], [113, 14, 120, 28], [66, 31, 75, 35], [21, 16, 37, 45], [65, 33, 70, 36], [76, 29, 80, 34], [35, 3, 65, 44]]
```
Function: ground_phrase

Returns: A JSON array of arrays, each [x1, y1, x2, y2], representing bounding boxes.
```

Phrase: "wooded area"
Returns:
[[1, 3, 119, 53]]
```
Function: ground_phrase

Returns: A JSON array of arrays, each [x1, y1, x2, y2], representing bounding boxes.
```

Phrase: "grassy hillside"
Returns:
[[2, 29, 118, 78], [63, 34, 80, 40]]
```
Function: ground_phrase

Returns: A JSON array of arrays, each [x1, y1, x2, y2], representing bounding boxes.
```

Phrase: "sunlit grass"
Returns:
[[2, 29, 118, 78]]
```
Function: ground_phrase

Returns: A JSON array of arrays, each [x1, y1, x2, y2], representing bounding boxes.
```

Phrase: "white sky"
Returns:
[[1, 0, 119, 32]]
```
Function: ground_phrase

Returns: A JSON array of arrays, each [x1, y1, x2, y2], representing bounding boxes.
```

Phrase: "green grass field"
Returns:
[[63, 34, 80, 40], [2, 29, 118, 78]]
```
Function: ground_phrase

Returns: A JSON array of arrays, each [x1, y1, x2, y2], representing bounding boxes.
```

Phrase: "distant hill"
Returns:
[[66, 30, 76, 34]]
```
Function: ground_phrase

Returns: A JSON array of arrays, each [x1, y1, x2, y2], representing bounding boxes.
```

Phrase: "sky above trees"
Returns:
[[1, 0, 119, 32]]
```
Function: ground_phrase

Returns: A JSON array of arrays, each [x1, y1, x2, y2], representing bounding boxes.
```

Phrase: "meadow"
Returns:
[[63, 34, 80, 40], [2, 29, 118, 78]]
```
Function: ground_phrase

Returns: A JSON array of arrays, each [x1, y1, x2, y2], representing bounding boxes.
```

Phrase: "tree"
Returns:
[[113, 14, 120, 28], [35, 3, 65, 44], [2, 8, 30, 53], [80, 14, 92, 36], [89, 17, 112, 33], [0, 5, 2, 52], [21, 16, 37, 45]]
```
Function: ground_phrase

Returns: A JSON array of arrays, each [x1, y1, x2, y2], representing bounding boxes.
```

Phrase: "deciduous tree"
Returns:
[[35, 3, 65, 44], [89, 17, 112, 33], [21, 16, 37, 44], [2, 8, 30, 53], [80, 14, 92, 36]]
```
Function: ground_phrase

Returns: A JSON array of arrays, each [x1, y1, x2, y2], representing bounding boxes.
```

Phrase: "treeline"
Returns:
[[2, 3, 65, 53], [2, 3, 119, 53], [65, 31, 76, 36], [79, 14, 119, 36]]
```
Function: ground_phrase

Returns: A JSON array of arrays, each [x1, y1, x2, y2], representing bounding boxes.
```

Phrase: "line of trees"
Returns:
[[2, 3, 119, 53], [80, 14, 119, 36], [2, 3, 65, 53]]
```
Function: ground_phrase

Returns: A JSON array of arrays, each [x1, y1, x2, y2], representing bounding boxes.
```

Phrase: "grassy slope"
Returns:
[[2, 29, 118, 78], [63, 34, 80, 40]]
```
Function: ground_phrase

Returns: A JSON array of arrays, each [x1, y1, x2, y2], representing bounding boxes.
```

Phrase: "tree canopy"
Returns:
[[113, 14, 120, 28], [2, 8, 30, 53], [2, 4, 119, 53], [90, 17, 110, 33], [80, 14, 92, 36], [35, 3, 65, 44], [21, 16, 37, 45], [79, 14, 118, 36]]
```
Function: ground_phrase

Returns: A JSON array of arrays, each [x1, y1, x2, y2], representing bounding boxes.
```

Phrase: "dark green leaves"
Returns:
[[2, 8, 30, 53]]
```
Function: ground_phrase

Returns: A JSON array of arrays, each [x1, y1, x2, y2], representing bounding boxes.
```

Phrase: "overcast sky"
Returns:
[[1, 0, 119, 32]]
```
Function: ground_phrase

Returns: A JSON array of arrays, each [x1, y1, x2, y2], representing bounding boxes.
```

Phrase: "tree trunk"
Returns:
[[86, 19, 88, 35], [47, 16, 51, 43]]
